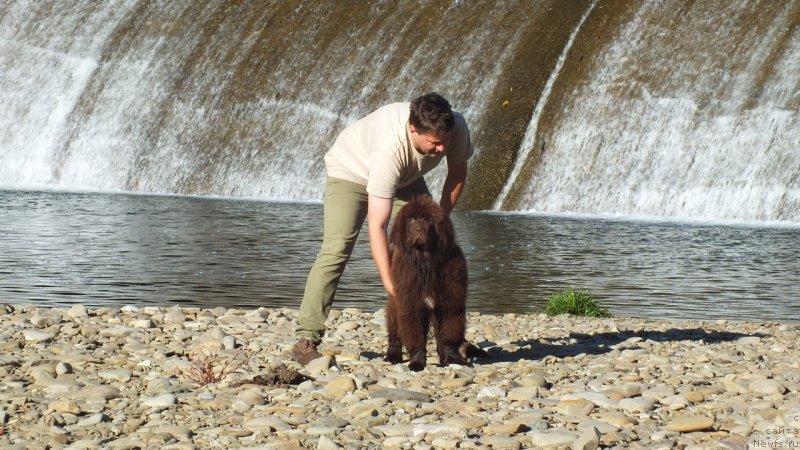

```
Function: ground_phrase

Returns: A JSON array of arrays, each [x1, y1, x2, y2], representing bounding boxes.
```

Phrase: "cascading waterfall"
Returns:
[[1, 0, 798, 223], [497, 0, 800, 222], [0, 0, 539, 200], [494, 0, 599, 210]]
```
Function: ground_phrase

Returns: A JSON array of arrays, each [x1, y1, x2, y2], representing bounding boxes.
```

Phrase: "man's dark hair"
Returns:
[[409, 92, 455, 134]]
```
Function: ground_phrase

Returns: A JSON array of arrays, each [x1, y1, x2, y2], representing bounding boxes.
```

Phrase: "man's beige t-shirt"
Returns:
[[324, 102, 474, 198]]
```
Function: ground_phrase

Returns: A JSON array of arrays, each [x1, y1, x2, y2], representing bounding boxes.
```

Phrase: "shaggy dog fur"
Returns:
[[384, 196, 486, 371]]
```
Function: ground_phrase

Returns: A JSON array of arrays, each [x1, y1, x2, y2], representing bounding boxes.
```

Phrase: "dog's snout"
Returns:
[[408, 218, 430, 249]]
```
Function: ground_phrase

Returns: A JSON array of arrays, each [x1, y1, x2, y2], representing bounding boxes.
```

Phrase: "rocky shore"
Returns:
[[0, 304, 798, 449]]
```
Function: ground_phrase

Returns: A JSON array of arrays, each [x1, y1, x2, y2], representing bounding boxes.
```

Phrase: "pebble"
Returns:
[[74, 412, 106, 427], [619, 397, 655, 413], [55, 362, 73, 375], [507, 385, 539, 401], [370, 388, 431, 403], [142, 393, 177, 411], [106, 437, 144, 449], [164, 309, 186, 324], [67, 304, 89, 319], [483, 422, 525, 434], [72, 385, 122, 401], [520, 373, 548, 388], [324, 376, 357, 398], [574, 426, 601, 450], [305, 355, 336, 372], [578, 420, 619, 434], [0, 304, 796, 449], [529, 430, 579, 447], [596, 411, 638, 428], [47, 400, 81, 414], [236, 389, 265, 406], [31, 309, 63, 327], [441, 377, 473, 388], [443, 417, 487, 429], [98, 368, 133, 383], [563, 391, 618, 409], [642, 385, 675, 400], [317, 435, 342, 450], [22, 330, 54, 343], [482, 435, 522, 449], [684, 390, 704, 403], [244, 417, 291, 433], [131, 319, 154, 329], [556, 398, 595, 416], [749, 379, 787, 395], [665, 414, 715, 432], [477, 386, 506, 398]]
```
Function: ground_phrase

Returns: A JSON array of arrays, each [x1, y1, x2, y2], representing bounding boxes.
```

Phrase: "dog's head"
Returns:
[[391, 196, 455, 254], [407, 215, 436, 251]]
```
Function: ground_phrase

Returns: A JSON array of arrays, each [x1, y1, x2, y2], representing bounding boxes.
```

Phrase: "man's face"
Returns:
[[409, 125, 449, 157]]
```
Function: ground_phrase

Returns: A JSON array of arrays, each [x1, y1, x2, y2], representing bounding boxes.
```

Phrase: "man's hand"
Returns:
[[367, 194, 395, 296]]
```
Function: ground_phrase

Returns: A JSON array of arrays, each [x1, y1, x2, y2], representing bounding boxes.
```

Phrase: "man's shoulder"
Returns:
[[373, 102, 410, 119], [381, 101, 411, 110], [452, 110, 469, 127], [450, 110, 471, 139], [352, 102, 409, 128]]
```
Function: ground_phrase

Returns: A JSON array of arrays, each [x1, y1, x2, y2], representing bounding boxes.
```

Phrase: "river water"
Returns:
[[1, 190, 798, 323]]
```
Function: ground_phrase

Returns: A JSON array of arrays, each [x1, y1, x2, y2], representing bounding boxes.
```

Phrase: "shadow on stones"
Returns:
[[361, 350, 486, 369], [475, 328, 770, 364]]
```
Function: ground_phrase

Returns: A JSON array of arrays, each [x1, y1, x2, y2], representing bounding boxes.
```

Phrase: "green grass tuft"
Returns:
[[543, 289, 610, 317]]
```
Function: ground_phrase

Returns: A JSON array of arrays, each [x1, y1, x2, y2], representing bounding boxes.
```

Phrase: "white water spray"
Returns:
[[494, 0, 599, 210]]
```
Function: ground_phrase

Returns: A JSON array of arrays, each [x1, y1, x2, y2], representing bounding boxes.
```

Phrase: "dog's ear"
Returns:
[[433, 206, 455, 252], [389, 206, 406, 248]]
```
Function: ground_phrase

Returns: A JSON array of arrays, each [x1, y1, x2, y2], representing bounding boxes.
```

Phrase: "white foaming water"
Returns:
[[0, 38, 98, 185], [0, 1, 137, 187], [503, 0, 800, 223], [485, 209, 800, 230], [494, 0, 599, 210], [0, 2, 528, 202]]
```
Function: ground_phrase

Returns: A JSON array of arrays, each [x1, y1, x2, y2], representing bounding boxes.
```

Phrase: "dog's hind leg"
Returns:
[[435, 305, 467, 367], [436, 258, 469, 367]]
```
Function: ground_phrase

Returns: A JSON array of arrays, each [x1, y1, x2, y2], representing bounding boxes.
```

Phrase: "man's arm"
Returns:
[[367, 194, 395, 296], [439, 160, 468, 215]]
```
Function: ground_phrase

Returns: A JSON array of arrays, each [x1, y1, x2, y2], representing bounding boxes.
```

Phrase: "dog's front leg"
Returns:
[[402, 304, 430, 371], [384, 295, 403, 364]]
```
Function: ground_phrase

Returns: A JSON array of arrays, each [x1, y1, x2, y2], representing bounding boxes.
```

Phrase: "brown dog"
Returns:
[[384, 196, 486, 371]]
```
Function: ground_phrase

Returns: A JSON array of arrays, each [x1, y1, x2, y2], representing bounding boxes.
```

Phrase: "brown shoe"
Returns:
[[292, 338, 323, 366]]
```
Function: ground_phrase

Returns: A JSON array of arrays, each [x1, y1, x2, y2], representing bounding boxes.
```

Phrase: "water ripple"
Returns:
[[1, 190, 798, 323]]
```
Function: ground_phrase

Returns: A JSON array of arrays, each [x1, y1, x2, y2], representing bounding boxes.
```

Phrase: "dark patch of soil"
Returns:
[[234, 363, 310, 387]]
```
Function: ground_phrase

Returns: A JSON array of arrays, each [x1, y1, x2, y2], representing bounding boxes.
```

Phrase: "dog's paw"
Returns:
[[408, 351, 427, 371], [408, 360, 426, 372], [384, 353, 403, 364], [440, 347, 468, 366], [459, 341, 489, 359]]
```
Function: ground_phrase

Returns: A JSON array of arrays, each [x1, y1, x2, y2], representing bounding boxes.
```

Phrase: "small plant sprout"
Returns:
[[180, 345, 250, 386]]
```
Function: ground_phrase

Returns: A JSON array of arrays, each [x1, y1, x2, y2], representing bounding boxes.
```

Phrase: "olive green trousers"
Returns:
[[295, 176, 431, 341]]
